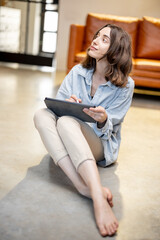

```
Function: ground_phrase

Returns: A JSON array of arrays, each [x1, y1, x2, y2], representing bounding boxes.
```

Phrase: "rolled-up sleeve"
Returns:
[[97, 87, 134, 140], [95, 79, 134, 167]]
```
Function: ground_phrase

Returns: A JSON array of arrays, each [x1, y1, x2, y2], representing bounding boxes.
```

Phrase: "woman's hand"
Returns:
[[83, 106, 107, 125], [66, 95, 82, 103]]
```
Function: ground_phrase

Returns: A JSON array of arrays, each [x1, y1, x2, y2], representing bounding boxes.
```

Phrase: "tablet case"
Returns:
[[44, 97, 96, 123]]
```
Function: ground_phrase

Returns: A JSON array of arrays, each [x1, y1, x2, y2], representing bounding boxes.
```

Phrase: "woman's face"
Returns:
[[88, 27, 111, 61]]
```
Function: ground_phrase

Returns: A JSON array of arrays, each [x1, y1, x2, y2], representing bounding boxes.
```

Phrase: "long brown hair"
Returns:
[[82, 24, 132, 87]]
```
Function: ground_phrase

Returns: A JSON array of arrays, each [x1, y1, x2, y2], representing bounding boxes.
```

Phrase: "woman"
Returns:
[[34, 24, 134, 237]]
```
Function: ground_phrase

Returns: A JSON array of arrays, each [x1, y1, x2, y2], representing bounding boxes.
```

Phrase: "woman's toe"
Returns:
[[99, 225, 108, 237]]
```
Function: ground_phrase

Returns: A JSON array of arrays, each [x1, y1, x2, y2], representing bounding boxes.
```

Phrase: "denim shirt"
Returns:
[[56, 64, 134, 167]]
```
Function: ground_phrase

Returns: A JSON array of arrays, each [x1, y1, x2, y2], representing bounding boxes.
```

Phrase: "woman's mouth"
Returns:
[[90, 46, 97, 51]]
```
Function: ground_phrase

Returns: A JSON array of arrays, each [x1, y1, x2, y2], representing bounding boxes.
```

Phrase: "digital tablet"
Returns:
[[44, 97, 96, 123]]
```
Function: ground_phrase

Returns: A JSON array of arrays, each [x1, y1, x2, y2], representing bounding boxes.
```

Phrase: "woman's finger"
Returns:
[[69, 95, 82, 103], [89, 106, 105, 113], [83, 108, 99, 121], [83, 108, 107, 123], [66, 98, 75, 102]]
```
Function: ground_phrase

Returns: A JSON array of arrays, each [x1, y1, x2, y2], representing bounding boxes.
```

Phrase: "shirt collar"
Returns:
[[105, 81, 117, 89], [78, 67, 94, 86]]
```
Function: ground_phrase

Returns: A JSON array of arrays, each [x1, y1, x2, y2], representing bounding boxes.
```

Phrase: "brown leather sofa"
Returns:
[[67, 13, 160, 89]]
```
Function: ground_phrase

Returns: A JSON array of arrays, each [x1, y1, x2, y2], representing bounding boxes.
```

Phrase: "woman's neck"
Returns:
[[91, 60, 107, 97], [94, 60, 107, 83]]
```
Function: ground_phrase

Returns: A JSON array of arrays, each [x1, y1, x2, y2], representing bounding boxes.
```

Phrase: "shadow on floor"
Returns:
[[0, 155, 122, 240]]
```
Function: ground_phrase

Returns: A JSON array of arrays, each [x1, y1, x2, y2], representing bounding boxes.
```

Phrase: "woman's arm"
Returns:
[[84, 78, 135, 140]]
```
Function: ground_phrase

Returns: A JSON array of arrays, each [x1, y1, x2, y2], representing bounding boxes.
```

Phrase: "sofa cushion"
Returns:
[[84, 13, 139, 57], [131, 75, 160, 88], [75, 51, 86, 62], [132, 68, 160, 79], [133, 59, 160, 72], [136, 16, 160, 60]]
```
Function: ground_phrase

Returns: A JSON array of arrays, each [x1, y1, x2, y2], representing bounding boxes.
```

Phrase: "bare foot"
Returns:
[[93, 192, 118, 237], [103, 187, 113, 208], [78, 185, 113, 208]]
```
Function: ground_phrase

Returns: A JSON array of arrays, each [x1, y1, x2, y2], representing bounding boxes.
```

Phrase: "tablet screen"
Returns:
[[44, 98, 96, 123]]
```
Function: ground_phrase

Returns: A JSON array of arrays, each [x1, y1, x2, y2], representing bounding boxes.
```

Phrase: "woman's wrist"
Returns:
[[97, 119, 107, 129]]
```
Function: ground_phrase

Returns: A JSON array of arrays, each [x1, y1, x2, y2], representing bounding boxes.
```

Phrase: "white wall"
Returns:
[[28, 3, 41, 55], [56, 0, 160, 71]]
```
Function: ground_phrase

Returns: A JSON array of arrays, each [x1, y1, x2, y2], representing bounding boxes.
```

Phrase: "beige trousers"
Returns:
[[34, 108, 104, 170]]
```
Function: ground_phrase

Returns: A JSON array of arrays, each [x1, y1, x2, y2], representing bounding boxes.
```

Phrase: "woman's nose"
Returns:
[[93, 38, 98, 45]]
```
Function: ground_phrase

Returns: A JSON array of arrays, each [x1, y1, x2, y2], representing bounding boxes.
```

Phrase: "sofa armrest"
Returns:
[[67, 24, 86, 72]]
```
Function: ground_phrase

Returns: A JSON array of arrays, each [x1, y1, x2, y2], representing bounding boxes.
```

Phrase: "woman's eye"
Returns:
[[103, 38, 108, 43]]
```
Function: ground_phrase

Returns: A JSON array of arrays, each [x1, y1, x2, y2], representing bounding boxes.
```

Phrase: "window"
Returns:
[[40, 1, 58, 54]]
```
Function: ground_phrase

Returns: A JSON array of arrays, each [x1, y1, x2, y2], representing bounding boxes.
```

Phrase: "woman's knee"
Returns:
[[33, 108, 55, 129], [57, 116, 80, 134], [33, 108, 45, 129]]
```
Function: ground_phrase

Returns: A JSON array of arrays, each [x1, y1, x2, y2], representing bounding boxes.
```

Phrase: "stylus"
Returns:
[[76, 99, 79, 103]]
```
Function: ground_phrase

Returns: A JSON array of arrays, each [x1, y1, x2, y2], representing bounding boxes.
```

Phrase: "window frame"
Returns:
[[39, 1, 58, 55]]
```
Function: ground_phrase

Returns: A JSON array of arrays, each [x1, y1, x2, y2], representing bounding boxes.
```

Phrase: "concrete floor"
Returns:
[[0, 64, 160, 240]]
